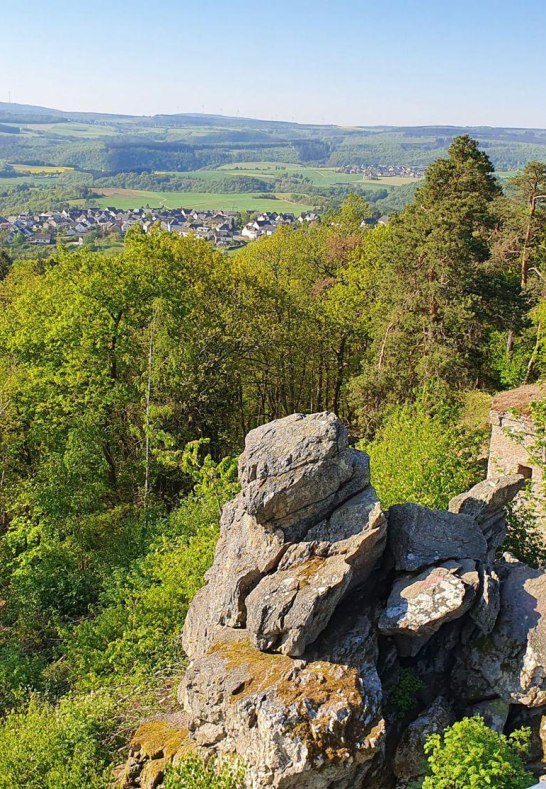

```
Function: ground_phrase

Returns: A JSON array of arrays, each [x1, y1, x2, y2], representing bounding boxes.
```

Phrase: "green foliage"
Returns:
[[0, 139, 543, 784], [351, 136, 515, 419], [231, 209, 373, 422], [422, 716, 534, 789], [365, 395, 485, 509], [504, 494, 546, 567], [487, 329, 536, 388], [164, 756, 245, 789], [0, 692, 117, 789], [0, 449, 233, 785], [63, 502, 226, 689], [388, 668, 424, 721]]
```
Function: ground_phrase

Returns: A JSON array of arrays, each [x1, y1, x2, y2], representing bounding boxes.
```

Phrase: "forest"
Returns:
[[0, 136, 544, 786]]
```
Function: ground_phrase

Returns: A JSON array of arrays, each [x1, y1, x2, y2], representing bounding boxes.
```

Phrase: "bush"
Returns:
[[0, 692, 116, 789], [365, 396, 485, 510], [164, 756, 245, 788], [388, 668, 424, 720], [504, 493, 546, 568], [63, 522, 220, 688], [63, 452, 237, 689], [422, 716, 534, 789]]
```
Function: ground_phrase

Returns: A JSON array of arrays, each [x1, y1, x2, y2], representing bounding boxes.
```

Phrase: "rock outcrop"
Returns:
[[122, 411, 544, 788], [393, 696, 455, 784]]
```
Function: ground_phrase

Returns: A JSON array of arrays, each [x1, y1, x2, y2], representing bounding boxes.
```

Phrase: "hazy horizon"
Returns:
[[2, 0, 546, 128], [5, 99, 546, 132]]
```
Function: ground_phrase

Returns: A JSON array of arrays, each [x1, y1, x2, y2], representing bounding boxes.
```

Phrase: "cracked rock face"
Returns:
[[453, 558, 546, 707], [449, 475, 526, 558], [123, 413, 535, 788], [393, 696, 455, 782], [387, 503, 488, 572], [246, 501, 386, 656], [238, 412, 370, 540], [180, 628, 384, 789]]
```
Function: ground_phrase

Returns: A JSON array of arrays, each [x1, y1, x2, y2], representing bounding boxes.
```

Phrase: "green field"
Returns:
[[22, 123, 122, 138], [217, 161, 418, 188], [13, 163, 74, 173], [94, 188, 316, 212], [0, 174, 55, 185]]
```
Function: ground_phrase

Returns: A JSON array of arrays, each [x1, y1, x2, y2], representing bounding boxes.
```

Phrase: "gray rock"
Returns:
[[466, 698, 510, 732], [452, 560, 546, 706], [180, 628, 385, 788], [379, 560, 479, 640], [388, 503, 487, 572], [238, 412, 369, 540], [449, 475, 525, 556], [182, 496, 286, 661], [449, 474, 525, 518], [174, 412, 546, 788], [468, 564, 501, 636], [246, 502, 386, 656], [393, 697, 455, 782], [306, 486, 380, 542]]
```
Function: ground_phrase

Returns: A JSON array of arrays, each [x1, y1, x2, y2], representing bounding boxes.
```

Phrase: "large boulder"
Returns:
[[387, 503, 487, 572], [449, 475, 525, 557], [245, 500, 386, 656], [182, 497, 286, 661], [379, 560, 479, 640], [238, 412, 369, 540], [153, 412, 542, 788], [179, 628, 385, 788]]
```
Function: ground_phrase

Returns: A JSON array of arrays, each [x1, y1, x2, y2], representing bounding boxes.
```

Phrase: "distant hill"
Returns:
[[0, 102, 545, 173]]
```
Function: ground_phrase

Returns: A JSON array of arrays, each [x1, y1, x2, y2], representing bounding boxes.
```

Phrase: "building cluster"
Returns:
[[336, 164, 424, 179], [0, 207, 322, 248]]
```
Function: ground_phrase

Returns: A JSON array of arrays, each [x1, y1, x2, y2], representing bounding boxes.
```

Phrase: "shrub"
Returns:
[[504, 493, 546, 568], [63, 452, 237, 690], [164, 756, 245, 788], [0, 692, 116, 789], [365, 396, 485, 510], [422, 716, 534, 789], [388, 668, 424, 721]]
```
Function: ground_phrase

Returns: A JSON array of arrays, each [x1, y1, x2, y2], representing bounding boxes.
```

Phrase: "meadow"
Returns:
[[12, 163, 74, 173], [94, 187, 315, 212], [217, 161, 418, 188]]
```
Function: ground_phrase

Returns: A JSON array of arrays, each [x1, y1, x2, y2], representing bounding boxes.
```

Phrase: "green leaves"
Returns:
[[365, 394, 485, 510], [422, 717, 534, 789]]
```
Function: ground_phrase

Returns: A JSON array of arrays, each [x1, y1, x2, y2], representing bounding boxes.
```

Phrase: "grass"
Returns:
[[22, 123, 122, 138], [12, 164, 74, 174], [216, 161, 419, 188], [92, 188, 316, 212]]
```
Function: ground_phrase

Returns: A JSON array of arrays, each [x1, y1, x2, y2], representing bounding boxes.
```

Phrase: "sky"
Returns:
[[1, 0, 545, 127]]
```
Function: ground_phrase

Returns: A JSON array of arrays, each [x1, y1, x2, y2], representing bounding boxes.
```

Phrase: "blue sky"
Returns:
[[1, 0, 545, 126]]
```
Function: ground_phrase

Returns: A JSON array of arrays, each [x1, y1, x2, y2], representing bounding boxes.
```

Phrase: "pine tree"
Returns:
[[352, 136, 504, 418]]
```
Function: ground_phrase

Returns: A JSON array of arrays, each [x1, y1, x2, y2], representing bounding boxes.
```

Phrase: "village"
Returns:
[[0, 206, 324, 249], [336, 163, 424, 179]]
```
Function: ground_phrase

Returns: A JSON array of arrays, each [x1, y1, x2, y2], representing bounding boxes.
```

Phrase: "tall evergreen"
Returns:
[[351, 136, 505, 415]]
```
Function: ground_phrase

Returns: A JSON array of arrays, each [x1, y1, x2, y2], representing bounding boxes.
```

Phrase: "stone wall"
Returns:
[[488, 384, 545, 515]]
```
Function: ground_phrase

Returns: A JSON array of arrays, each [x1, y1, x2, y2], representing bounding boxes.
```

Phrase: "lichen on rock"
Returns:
[[123, 412, 537, 788]]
